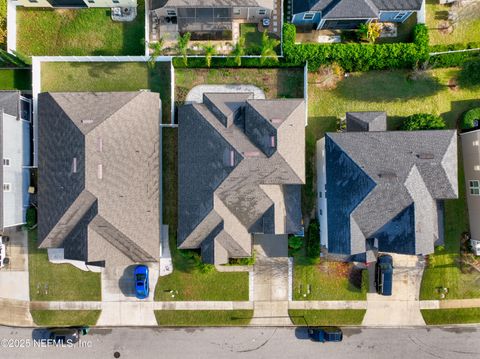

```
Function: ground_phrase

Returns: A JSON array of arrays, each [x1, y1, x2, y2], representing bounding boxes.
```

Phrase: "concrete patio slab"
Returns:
[[185, 84, 265, 104]]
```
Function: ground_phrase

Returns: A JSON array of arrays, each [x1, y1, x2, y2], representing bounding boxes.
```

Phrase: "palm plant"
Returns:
[[202, 42, 217, 67], [260, 31, 280, 65], [148, 38, 164, 69], [177, 32, 191, 66], [231, 36, 245, 67]]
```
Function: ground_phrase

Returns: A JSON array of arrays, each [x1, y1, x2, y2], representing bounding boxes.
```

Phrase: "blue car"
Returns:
[[375, 255, 393, 296], [134, 265, 149, 299], [308, 327, 343, 342]]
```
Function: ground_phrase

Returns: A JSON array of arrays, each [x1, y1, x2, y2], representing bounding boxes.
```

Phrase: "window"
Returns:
[[319, 192, 322, 198], [470, 180, 480, 195], [87, 0, 94, 3], [233, 8, 241, 15], [319, 209, 323, 216], [303, 12, 315, 20], [3, 183, 11, 192], [475, 165, 480, 171], [258, 9, 266, 15], [3, 158, 10, 166], [474, 140, 479, 146], [112, 0, 119, 3], [166, 9, 176, 16], [394, 12, 407, 20]]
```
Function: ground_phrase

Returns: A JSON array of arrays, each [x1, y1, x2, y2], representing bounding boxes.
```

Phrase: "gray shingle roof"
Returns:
[[178, 94, 305, 264], [346, 111, 387, 132], [326, 128, 457, 255], [38, 92, 161, 266], [293, 0, 422, 17]]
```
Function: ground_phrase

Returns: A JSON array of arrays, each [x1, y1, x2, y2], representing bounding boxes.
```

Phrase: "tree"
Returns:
[[358, 21, 382, 43], [147, 38, 164, 69], [260, 31, 280, 65], [462, 108, 480, 130], [231, 36, 245, 67], [202, 42, 216, 67], [402, 113, 446, 131], [177, 32, 191, 66]]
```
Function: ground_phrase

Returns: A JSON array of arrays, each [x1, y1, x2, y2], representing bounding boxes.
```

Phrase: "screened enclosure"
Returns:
[[178, 8, 233, 40]]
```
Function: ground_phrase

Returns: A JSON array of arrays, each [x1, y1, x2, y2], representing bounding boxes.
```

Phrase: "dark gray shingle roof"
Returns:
[[346, 111, 387, 132], [38, 92, 161, 266]]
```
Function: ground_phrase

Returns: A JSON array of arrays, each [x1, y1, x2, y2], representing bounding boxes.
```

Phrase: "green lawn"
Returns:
[[175, 67, 304, 104], [16, 0, 145, 56], [421, 308, 480, 325], [155, 310, 253, 326], [289, 310, 366, 326], [427, 0, 480, 45], [28, 230, 101, 301], [155, 128, 249, 301], [0, 69, 31, 90], [30, 310, 101, 326], [294, 260, 368, 300], [240, 23, 263, 48], [40, 61, 171, 123]]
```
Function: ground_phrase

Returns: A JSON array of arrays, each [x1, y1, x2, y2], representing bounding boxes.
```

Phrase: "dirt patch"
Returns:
[[309, 64, 344, 90], [438, 21, 453, 35], [448, 77, 459, 91]]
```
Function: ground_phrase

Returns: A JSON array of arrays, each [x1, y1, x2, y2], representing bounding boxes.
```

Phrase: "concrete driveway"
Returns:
[[362, 254, 426, 326]]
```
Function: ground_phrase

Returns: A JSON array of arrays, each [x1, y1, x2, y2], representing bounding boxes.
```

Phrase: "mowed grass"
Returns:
[[16, 0, 145, 56], [0, 69, 31, 90], [426, 0, 480, 45], [155, 128, 249, 301], [294, 260, 368, 300], [289, 310, 366, 326], [40, 61, 171, 123], [155, 310, 253, 326], [28, 230, 101, 301], [175, 67, 304, 104], [30, 310, 101, 326], [421, 308, 480, 325]]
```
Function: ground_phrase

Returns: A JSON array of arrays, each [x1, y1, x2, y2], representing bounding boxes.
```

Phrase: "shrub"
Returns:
[[288, 236, 303, 250], [458, 59, 480, 89], [25, 206, 37, 229], [462, 108, 480, 130], [402, 113, 446, 131], [228, 253, 256, 266], [282, 23, 430, 72], [306, 220, 321, 259]]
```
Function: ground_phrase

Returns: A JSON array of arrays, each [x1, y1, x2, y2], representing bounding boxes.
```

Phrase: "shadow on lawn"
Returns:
[[442, 99, 480, 128], [334, 71, 443, 102]]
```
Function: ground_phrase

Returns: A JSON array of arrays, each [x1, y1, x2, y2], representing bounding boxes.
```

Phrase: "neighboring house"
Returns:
[[178, 93, 305, 264], [291, 0, 425, 30], [461, 128, 480, 255], [151, 0, 274, 40], [37, 92, 161, 269], [0, 91, 32, 231], [317, 112, 458, 261], [12, 0, 136, 8]]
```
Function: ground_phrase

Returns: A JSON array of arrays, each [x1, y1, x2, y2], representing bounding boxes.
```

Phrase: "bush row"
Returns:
[[171, 56, 300, 68], [306, 220, 321, 259], [282, 23, 430, 72], [429, 42, 480, 67]]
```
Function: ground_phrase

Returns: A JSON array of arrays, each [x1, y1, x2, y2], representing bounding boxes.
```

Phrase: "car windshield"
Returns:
[[136, 274, 146, 281]]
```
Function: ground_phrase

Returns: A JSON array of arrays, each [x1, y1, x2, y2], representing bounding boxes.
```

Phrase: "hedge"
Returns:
[[172, 56, 299, 68], [402, 113, 446, 131], [306, 220, 321, 259], [462, 108, 480, 130], [429, 43, 480, 68], [282, 23, 430, 71]]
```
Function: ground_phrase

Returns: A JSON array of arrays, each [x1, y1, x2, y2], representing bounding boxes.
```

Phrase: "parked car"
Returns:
[[134, 265, 149, 299], [47, 328, 80, 344], [375, 254, 393, 296], [0, 236, 8, 268], [307, 327, 343, 342]]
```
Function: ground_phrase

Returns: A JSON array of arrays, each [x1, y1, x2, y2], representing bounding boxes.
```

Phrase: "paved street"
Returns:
[[1, 325, 480, 359]]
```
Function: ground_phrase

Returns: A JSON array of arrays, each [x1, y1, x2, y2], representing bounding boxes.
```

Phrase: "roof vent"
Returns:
[[243, 151, 261, 157], [270, 118, 283, 124], [417, 153, 434, 160], [97, 164, 103, 179], [229, 150, 235, 167], [72, 157, 77, 173], [82, 119, 94, 124], [378, 172, 397, 179], [270, 135, 276, 148]]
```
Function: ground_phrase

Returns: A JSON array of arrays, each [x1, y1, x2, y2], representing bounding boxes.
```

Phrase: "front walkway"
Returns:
[[362, 254, 426, 326]]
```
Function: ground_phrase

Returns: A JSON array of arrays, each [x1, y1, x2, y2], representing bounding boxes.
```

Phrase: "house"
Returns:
[[317, 112, 458, 261], [461, 128, 480, 255], [37, 92, 161, 269], [178, 93, 305, 264], [151, 0, 274, 40], [0, 91, 32, 231], [291, 0, 425, 31], [12, 0, 136, 9]]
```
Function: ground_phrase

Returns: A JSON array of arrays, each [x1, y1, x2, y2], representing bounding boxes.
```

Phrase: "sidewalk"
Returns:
[[0, 299, 33, 327], [420, 299, 480, 309]]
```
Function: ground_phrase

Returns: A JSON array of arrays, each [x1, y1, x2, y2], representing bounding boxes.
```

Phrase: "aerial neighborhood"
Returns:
[[0, 0, 480, 353]]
